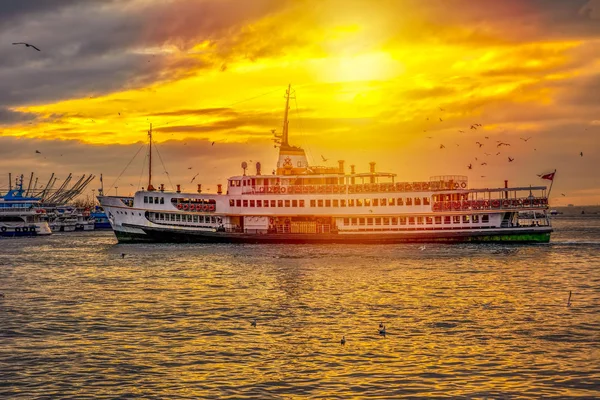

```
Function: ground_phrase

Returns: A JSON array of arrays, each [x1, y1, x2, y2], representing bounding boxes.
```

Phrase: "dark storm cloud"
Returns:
[[0, 0, 285, 124], [0, 108, 38, 124]]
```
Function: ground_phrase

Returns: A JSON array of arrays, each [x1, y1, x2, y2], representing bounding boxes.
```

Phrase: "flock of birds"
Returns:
[[423, 107, 585, 182]]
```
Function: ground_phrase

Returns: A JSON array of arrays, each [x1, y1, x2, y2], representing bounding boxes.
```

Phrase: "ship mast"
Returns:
[[147, 123, 155, 191], [281, 84, 291, 147]]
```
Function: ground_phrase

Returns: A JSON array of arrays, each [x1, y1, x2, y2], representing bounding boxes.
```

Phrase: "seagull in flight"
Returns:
[[321, 155, 329, 162], [561, 193, 566, 196], [508, 157, 514, 162], [476, 142, 483, 148], [426, 136, 433, 139], [419, 245, 426, 251], [480, 162, 487, 166], [12, 42, 41, 51], [35, 150, 41, 154], [458, 130, 465, 133], [496, 152, 501, 155], [190, 173, 199, 183], [212, 141, 215, 146], [467, 163, 472, 169], [470, 125, 477, 130], [520, 137, 532, 142], [439, 107, 445, 111], [187, 167, 192, 170], [439, 117, 443, 122], [580, 151, 583, 157], [439, 144, 445, 149], [484, 152, 491, 156]]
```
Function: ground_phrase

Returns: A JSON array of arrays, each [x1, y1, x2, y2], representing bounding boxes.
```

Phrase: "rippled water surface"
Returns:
[[1, 218, 599, 398]]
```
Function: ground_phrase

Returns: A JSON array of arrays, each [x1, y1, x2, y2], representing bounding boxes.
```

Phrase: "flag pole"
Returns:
[[547, 169, 557, 200]]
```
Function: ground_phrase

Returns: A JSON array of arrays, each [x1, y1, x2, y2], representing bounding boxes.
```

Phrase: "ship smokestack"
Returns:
[[338, 160, 345, 174], [217, 184, 222, 195], [256, 162, 262, 176], [197, 184, 202, 193], [504, 180, 508, 199], [350, 164, 356, 185], [176, 184, 181, 193], [369, 162, 376, 184]]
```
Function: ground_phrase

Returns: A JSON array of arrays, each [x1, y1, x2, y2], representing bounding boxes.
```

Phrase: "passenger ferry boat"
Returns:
[[0, 175, 52, 237], [99, 86, 552, 244]]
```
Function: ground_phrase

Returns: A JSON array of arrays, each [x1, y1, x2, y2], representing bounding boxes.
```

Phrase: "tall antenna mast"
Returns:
[[148, 123, 155, 191], [281, 84, 291, 147]]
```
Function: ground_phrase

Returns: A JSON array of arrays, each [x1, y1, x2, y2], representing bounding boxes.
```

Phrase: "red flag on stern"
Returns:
[[538, 171, 555, 181]]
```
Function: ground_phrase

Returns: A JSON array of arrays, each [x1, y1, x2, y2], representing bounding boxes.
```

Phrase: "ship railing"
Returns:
[[0, 207, 43, 213], [432, 197, 549, 212], [243, 181, 466, 195]]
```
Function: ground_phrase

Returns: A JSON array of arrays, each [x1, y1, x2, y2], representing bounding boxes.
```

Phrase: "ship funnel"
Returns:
[[197, 184, 202, 193], [176, 184, 181, 193], [350, 164, 356, 184], [504, 180, 508, 199], [256, 162, 262, 176], [338, 160, 345, 174], [160, 183, 164, 192], [350, 165, 355, 174], [217, 184, 223, 195], [369, 162, 376, 183]]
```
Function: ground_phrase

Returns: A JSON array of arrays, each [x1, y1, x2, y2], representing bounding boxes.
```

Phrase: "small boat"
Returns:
[[90, 206, 112, 229], [0, 176, 52, 237]]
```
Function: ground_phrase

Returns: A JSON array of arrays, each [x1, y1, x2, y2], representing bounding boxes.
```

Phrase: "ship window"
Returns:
[[278, 200, 283, 208], [364, 199, 371, 207], [285, 200, 290, 207], [400, 217, 406, 225], [472, 215, 480, 223], [444, 216, 451, 224], [250, 200, 255, 207], [297, 161, 302, 167], [210, 216, 215, 223], [389, 198, 395, 206], [426, 216, 433, 225], [154, 197, 159, 204], [383, 217, 389, 225], [414, 198, 421, 206], [318, 199, 323, 207], [406, 198, 412, 206], [348, 199, 354, 207], [482, 215, 489, 223], [230, 199, 234, 206], [408, 217, 415, 225], [236, 199, 241, 207], [435, 216, 442, 224], [397, 198, 404, 206], [417, 217, 423, 224], [357, 199, 363, 207], [423, 197, 430, 205], [359, 218, 365, 226], [325, 200, 331, 207], [271, 200, 276, 208], [193, 215, 198, 223], [453, 216, 460, 224], [263, 200, 269, 208], [149, 197, 154, 204], [340, 199, 346, 207], [243, 200, 248, 207], [257, 200, 262, 207], [367, 217, 373, 226], [381, 198, 387, 206], [333, 199, 339, 207], [144, 196, 148, 203], [344, 218, 350, 225], [299, 200, 305, 207], [375, 217, 381, 225], [176, 214, 181, 222], [352, 218, 357, 225], [391, 217, 397, 225], [373, 199, 379, 207], [310, 200, 316, 207], [463, 215, 470, 223]]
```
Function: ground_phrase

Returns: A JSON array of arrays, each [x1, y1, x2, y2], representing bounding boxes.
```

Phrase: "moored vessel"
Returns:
[[99, 86, 553, 244], [0, 175, 52, 237]]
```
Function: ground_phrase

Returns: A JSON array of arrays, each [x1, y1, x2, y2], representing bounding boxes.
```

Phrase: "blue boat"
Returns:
[[90, 206, 112, 230], [0, 177, 52, 237]]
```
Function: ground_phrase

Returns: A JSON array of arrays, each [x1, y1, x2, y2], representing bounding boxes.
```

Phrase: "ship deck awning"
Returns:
[[351, 172, 397, 178], [436, 186, 547, 195]]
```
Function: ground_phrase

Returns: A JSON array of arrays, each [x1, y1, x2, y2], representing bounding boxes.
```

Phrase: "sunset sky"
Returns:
[[1, 0, 599, 204]]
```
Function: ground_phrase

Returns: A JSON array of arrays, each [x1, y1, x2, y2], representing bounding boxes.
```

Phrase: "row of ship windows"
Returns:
[[343, 215, 491, 226], [150, 213, 220, 224], [229, 197, 432, 208], [144, 196, 165, 204]]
